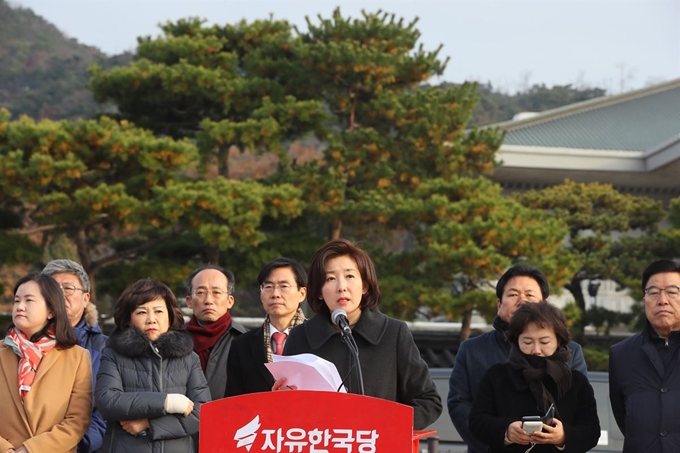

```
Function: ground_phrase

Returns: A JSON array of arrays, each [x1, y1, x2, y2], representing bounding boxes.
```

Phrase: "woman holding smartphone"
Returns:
[[469, 301, 600, 453]]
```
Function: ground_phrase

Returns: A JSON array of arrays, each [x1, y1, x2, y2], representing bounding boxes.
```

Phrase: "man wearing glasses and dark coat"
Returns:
[[225, 258, 307, 397], [42, 259, 107, 453], [610, 259, 680, 453], [185, 265, 247, 400]]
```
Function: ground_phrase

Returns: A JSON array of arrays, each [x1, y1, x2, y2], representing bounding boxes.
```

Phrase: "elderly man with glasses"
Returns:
[[185, 264, 247, 401], [225, 258, 308, 397], [610, 259, 680, 453], [42, 259, 107, 453]]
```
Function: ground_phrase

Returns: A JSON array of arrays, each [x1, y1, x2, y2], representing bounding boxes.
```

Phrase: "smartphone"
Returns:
[[521, 420, 543, 435], [542, 404, 555, 426], [521, 403, 555, 434]]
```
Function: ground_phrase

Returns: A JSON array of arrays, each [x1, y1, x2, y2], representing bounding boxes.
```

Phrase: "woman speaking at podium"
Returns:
[[281, 238, 442, 430]]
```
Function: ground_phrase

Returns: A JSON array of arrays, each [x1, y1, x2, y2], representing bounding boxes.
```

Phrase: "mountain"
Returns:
[[0, 0, 132, 120], [0, 0, 606, 126], [470, 82, 607, 126]]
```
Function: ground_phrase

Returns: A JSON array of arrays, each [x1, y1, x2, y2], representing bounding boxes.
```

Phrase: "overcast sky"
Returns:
[[11, 0, 680, 93]]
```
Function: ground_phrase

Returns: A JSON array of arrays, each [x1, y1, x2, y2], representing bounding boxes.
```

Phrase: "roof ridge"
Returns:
[[491, 78, 680, 130]]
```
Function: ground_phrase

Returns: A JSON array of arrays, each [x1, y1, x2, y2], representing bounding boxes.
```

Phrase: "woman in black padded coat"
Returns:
[[96, 278, 210, 453]]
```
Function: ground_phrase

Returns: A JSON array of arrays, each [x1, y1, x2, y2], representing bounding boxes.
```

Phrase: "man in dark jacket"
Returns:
[[43, 259, 107, 453], [185, 265, 247, 400], [225, 258, 307, 396], [610, 259, 680, 453], [447, 264, 588, 453]]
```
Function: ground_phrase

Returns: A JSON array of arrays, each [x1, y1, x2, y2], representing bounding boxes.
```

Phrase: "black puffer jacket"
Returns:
[[95, 328, 211, 453]]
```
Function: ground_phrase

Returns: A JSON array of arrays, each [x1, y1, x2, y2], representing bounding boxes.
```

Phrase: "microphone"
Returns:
[[331, 309, 352, 336], [331, 308, 364, 395]]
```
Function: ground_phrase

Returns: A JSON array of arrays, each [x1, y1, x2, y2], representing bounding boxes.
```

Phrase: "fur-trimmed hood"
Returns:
[[107, 328, 194, 359], [84, 302, 100, 327]]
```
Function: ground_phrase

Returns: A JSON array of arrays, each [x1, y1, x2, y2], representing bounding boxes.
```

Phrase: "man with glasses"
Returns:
[[185, 264, 247, 400], [42, 259, 107, 453], [448, 264, 587, 453], [610, 259, 680, 453], [225, 258, 308, 397]]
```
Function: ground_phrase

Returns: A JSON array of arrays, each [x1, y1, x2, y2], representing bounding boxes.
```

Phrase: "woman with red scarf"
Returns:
[[0, 273, 92, 453]]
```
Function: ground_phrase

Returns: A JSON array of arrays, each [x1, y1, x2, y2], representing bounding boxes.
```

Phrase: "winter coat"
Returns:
[[469, 363, 600, 453], [74, 303, 108, 452], [0, 343, 92, 453], [284, 309, 442, 430], [95, 328, 211, 453], [447, 317, 588, 453], [225, 325, 275, 396], [609, 322, 680, 453], [196, 320, 247, 400]]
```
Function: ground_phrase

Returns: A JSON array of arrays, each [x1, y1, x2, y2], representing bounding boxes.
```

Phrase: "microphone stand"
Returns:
[[340, 327, 364, 395]]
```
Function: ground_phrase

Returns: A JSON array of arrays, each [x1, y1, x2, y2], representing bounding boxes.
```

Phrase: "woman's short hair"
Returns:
[[506, 301, 571, 347], [10, 273, 78, 348], [113, 278, 185, 333], [307, 239, 381, 316]]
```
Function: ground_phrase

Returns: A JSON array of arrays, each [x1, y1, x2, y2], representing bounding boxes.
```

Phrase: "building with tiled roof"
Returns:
[[491, 78, 680, 203]]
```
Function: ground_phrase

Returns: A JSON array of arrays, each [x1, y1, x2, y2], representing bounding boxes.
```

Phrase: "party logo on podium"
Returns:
[[234, 415, 261, 451]]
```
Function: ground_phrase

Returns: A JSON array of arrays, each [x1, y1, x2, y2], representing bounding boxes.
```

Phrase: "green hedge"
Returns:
[[583, 346, 609, 372]]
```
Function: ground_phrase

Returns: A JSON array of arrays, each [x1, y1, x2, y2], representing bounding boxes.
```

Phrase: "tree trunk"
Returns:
[[565, 273, 588, 344], [460, 309, 473, 341], [217, 145, 230, 179], [206, 247, 220, 266], [331, 220, 342, 240], [74, 228, 99, 309], [348, 90, 356, 132]]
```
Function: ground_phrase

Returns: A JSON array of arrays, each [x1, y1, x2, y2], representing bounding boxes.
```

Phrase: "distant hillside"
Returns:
[[468, 82, 607, 127], [0, 0, 606, 126], [0, 0, 132, 120]]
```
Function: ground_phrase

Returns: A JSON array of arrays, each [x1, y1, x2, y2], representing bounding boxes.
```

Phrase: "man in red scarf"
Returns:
[[185, 265, 247, 400]]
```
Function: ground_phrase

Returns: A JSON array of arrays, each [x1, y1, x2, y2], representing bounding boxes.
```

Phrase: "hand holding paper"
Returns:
[[266, 353, 347, 392]]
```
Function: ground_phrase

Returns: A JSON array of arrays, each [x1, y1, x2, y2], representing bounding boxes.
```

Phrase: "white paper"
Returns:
[[265, 353, 347, 392]]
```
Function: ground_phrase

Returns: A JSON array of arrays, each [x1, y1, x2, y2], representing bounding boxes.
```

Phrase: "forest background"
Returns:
[[1, 0, 679, 370]]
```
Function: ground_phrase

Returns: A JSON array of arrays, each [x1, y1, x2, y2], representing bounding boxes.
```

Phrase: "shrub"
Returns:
[[582, 346, 609, 371]]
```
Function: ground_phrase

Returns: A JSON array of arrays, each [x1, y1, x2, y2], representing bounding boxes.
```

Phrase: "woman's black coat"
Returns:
[[284, 309, 442, 430], [469, 363, 600, 453]]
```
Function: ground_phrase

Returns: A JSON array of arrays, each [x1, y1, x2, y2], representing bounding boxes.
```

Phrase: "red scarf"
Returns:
[[4, 326, 57, 402], [186, 311, 232, 372]]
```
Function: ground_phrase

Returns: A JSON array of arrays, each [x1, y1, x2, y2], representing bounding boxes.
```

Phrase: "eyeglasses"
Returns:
[[192, 289, 228, 299], [644, 286, 680, 301], [260, 283, 298, 294], [60, 283, 87, 296]]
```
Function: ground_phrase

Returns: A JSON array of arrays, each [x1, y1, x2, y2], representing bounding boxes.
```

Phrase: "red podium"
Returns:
[[200, 391, 435, 453]]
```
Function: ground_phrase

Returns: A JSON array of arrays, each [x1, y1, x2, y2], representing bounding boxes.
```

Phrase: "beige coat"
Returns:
[[0, 343, 92, 453]]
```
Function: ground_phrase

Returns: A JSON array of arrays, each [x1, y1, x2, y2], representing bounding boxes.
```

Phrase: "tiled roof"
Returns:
[[499, 79, 680, 152]]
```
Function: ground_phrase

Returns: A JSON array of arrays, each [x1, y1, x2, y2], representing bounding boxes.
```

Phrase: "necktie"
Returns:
[[272, 332, 287, 355]]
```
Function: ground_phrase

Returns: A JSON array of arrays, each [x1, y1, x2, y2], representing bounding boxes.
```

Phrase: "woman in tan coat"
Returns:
[[0, 273, 92, 453]]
